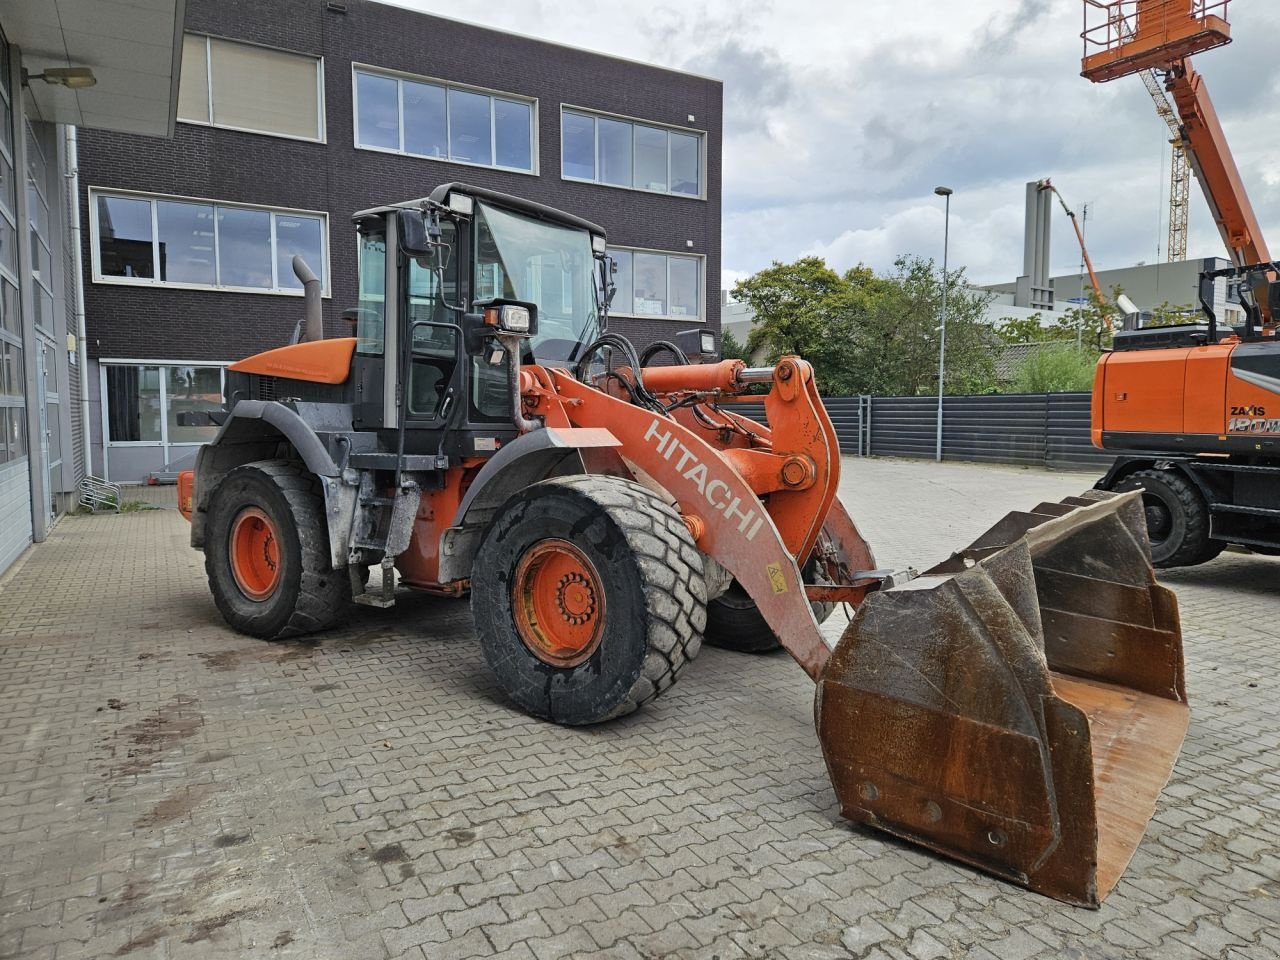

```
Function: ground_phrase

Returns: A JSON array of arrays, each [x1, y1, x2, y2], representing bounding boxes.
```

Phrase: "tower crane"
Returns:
[[1139, 68, 1191, 261]]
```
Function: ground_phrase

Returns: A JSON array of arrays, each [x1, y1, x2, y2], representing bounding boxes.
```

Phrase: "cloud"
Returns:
[[381, 0, 1280, 287]]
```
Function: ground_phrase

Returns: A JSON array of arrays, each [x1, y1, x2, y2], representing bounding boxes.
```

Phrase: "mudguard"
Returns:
[[189, 400, 341, 551], [436, 427, 628, 583]]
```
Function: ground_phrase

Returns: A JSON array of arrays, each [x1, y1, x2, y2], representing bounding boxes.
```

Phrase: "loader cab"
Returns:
[[350, 183, 609, 458]]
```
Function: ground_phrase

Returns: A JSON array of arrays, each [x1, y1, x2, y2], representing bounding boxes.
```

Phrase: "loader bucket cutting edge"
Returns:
[[814, 490, 1188, 907]]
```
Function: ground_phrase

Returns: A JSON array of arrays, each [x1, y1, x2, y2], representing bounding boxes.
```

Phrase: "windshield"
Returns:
[[473, 201, 602, 365]]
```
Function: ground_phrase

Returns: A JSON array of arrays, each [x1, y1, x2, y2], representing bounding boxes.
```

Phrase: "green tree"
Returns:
[[730, 255, 996, 397], [995, 287, 1135, 351], [1144, 301, 1198, 327], [719, 328, 748, 361], [732, 256, 845, 362], [994, 313, 1049, 345], [1047, 286, 1124, 350], [1010, 343, 1100, 393]]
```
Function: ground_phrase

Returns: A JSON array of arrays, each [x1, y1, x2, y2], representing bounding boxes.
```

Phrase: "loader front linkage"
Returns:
[[181, 182, 1188, 907]]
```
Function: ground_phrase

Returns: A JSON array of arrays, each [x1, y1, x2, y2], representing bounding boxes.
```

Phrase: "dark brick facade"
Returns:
[[77, 0, 722, 362]]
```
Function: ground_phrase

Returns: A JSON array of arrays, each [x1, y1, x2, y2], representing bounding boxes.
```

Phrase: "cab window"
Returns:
[[406, 221, 459, 420], [355, 226, 386, 354]]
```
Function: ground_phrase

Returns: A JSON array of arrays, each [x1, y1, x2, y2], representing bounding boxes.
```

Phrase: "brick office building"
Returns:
[[76, 0, 723, 482]]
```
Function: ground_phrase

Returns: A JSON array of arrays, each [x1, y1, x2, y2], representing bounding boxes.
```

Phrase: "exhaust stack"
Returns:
[[294, 256, 324, 343]]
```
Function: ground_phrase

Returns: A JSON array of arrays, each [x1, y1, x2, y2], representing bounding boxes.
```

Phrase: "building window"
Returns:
[[604, 248, 702, 320], [177, 34, 324, 142], [90, 190, 328, 296], [0, 52, 21, 467], [27, 121, 54, 334], [0, 338, 24, 464], [352, 67, 535, 173], [561, 109, 702, 197], [104, 364, 225, 446]]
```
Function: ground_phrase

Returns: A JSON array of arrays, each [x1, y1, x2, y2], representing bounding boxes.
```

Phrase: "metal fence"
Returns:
[[732, 392, 1112, 470]]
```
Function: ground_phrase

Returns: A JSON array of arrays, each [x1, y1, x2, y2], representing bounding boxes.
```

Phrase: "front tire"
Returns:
[[1114, 468, 1221, 568], [204, 460, 350, 639], [471, 475, 706, 725]]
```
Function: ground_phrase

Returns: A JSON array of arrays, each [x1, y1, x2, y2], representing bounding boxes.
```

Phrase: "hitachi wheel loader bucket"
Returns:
[[815, 490, 1188, 907]]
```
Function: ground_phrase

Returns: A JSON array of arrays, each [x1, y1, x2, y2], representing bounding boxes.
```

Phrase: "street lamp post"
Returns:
[[934, 186, 953, 463]]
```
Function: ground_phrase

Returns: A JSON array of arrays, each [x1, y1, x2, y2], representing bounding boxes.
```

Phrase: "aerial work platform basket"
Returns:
[[1081, 0, 1231, 82]]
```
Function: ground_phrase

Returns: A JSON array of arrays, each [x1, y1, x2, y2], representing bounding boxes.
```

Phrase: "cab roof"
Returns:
[[352, 182, 605, 238]]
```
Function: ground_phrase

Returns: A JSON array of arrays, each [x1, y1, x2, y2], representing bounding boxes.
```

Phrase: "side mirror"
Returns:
[[397, 209, 434, 258]]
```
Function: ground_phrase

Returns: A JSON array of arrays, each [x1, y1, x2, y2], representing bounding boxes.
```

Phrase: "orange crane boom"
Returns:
[[1165, 58, 1270, 268], [1081, 0, 1270, 320], [1038, 179, 1106, 307]]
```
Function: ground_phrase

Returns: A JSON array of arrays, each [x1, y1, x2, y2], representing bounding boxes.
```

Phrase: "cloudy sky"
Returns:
[[385, 0, 1280, 288]]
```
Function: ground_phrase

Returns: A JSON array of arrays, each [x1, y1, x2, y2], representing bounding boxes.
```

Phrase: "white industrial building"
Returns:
[[0, 1, 184, 577]]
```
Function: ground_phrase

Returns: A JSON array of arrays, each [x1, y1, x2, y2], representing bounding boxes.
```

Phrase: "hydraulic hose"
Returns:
[[574, 333, 666, 413], [639, 340, 690, 367]]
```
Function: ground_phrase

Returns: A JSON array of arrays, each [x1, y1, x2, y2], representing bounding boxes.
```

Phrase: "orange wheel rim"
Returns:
[[512, 539, 605, 667], [229, 507, 281, 601]]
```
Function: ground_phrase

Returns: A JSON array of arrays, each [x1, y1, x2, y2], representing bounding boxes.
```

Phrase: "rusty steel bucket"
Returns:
[[815, 490, 1188, 907]]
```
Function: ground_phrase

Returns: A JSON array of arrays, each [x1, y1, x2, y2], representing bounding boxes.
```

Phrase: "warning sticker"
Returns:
[[766, 562, 788, 594]]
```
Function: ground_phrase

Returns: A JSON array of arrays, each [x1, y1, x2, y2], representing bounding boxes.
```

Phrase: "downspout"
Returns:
[[65, 125, 93, 477]]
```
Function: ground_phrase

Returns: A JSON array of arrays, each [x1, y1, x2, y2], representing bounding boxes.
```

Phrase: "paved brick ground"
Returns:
[[0, 457, 1276, 960]]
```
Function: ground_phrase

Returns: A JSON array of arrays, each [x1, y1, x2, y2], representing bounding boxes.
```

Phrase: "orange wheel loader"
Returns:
[[178, 183, 1189, 906]]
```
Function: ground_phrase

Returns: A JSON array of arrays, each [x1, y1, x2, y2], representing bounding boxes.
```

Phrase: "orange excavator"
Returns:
[[1082, 0, 1280, 564], [177, 182, 1188, 907]]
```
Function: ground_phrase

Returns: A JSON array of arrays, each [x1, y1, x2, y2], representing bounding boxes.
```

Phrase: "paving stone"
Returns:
[[0, 459, 1275, 960]]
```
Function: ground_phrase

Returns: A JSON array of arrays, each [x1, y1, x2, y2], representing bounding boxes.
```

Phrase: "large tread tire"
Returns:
[[1114, 468, 1219, 568], [471, 475, 706, 725], [204, 459, 350, 639], [705, 558, 835, 654]]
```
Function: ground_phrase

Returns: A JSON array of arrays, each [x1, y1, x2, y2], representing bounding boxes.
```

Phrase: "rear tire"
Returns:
[[204, 460, 350, 639], [1114, 468, 1219, 568], [471, 475, 706, 725], [705, 556, 835, 654]]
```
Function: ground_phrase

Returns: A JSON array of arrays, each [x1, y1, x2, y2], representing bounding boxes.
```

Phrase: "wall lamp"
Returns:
[[23, 67, 97, 90]]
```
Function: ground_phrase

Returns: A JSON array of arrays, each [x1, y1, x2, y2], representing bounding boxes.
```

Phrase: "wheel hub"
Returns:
[[229, 506, 281, 601], [512, 539, 605, 667], [1143, 498, 1172, 541], [555, 571, 597, 625]]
